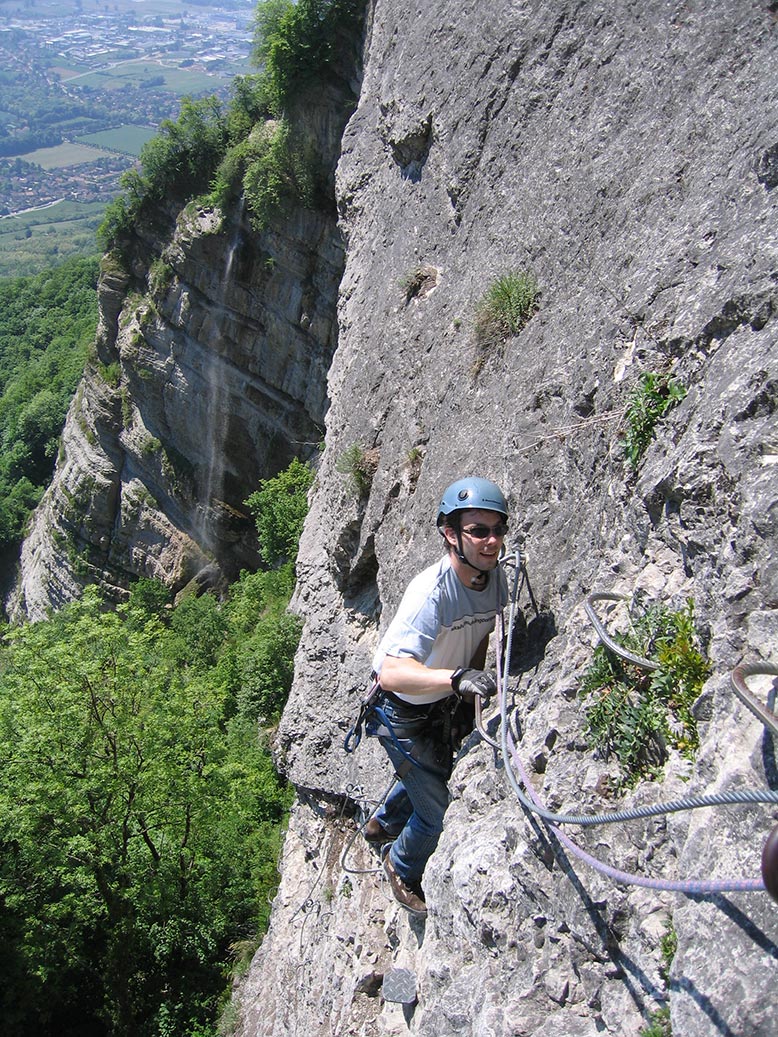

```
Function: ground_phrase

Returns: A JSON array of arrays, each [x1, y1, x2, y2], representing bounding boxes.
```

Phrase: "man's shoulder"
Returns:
[[406, 555, 452, 596], [410, 555, 454, 589]]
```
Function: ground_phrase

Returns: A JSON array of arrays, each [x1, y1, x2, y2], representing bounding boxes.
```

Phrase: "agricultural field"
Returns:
[[72, 62, 232, 96], [0, 201, 104, 277], [0, 0, 254, 276], [15, 142, 112, 170], [77, 124, 157, 158]]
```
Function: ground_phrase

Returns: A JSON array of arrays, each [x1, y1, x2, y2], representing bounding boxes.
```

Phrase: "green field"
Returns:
[[73, 61, 223, 95], [0, 201, 102, 278], [77, 124, 157, 158], [16, 141, 113, 170], [49, 62, 93, 78]]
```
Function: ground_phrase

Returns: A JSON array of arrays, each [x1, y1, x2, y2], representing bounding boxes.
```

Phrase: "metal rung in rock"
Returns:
[[382, 967, 417, 1004]]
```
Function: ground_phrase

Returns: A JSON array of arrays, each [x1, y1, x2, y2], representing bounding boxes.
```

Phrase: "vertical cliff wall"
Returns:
[[10, 202, 340, 618], [236, 2, 778, 1036], [9, 72, 359, 619]]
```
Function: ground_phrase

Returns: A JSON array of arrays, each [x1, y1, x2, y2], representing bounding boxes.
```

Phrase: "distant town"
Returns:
[[4, 0, 254, 68], [0, 0, 255, 222]]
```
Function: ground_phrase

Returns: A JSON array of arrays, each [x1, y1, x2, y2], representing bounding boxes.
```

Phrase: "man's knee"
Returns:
[[407, 810, 445, 839]]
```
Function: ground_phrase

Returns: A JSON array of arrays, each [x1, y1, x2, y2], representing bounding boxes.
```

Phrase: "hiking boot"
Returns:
[[382, 853, 427, 917], [363, 817, 395, 844]]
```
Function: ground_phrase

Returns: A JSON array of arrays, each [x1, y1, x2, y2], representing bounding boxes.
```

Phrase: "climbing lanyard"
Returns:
[[343, 677, 381, 755]]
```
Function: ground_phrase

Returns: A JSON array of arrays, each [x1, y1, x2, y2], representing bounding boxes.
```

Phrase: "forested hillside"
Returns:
[[0, 459, 312, 1036], [0, 257, 97, 590]]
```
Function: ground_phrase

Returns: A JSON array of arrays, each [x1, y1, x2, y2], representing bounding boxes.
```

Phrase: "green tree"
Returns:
[[169, 592, 228, 669], [260, 0, 366, 113], [0, 258, 97, 562], [98, 98, 229, 248], [244, 120, 318, 227], [223, 568, 302, 722], [245, 456, 315, 567], [139, 95, 228, 204], [225, 74, 274, 143], [0, 587, 290, 1037], [126, 576, 172, 620], [252, 0, 294, 68], [14, 388, 62, 481]]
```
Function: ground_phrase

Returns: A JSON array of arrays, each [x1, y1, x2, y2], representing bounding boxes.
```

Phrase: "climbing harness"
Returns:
[[344, 678, 461, 778], [339, 693, 465, 877], [341, 687, 464, 877]]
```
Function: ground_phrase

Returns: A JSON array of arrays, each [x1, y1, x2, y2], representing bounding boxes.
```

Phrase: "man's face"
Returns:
[[444, 508, 507, 571]]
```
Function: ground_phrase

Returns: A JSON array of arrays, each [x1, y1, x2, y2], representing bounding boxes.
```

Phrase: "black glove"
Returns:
[[451, 668, 498, 701]]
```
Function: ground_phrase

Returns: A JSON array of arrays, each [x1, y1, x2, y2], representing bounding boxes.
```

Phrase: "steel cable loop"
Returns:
[[730, 663, 778, 737], [492, 553, 772, 892], [340, 775, 397, 876], [474, 694, 500, 749], [583, 592, 659, 671], [504, 732, 765, 894]]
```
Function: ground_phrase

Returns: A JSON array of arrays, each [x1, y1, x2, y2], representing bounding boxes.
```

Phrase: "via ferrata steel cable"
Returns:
[[493, 550, 776, 894]]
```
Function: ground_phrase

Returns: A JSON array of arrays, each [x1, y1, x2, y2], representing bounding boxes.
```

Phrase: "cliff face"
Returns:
[[10, 87, 353, 619], [12, 0, 778, 1034], [237, 1, 778, 1035]]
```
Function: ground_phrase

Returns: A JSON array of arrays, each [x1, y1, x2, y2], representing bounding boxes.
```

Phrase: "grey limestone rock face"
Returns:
[[253, 1, 778, 1035], [10, 177, 345, 620]]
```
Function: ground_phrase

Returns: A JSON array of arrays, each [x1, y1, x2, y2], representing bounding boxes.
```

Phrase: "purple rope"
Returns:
[[494, 556, 767, 895], [506, 730, 765, 894]]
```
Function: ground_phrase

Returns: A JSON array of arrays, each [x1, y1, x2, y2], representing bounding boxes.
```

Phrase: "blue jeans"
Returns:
[[370, 698, 452, 885]]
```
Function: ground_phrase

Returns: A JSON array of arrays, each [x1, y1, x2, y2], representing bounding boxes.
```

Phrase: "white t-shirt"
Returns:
[[372, 554, 508, 704]]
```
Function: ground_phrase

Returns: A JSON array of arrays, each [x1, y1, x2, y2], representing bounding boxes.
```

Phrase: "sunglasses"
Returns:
[[461, 522, 508, 540]]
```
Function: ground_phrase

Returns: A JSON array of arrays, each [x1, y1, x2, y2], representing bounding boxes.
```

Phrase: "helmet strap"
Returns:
[[453, 528, 493, 584]]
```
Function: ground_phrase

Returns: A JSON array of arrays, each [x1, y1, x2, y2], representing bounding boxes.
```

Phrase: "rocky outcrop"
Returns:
[[237, 2, 778, 1036]]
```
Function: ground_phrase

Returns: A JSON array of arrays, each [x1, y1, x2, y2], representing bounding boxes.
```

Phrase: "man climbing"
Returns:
[[365, 477, 510, 916]]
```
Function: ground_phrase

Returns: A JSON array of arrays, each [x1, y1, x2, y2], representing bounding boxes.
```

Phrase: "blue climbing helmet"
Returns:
[[436, 477, 508, 528]]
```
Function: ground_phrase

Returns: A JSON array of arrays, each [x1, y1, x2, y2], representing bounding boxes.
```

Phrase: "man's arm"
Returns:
[[379, 655, 456, 697], [379, 630, 494, 698]]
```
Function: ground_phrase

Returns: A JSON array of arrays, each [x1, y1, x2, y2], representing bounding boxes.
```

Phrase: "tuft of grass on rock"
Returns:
[[624, 370, 687, 468], [474, 269, 538, 349]]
